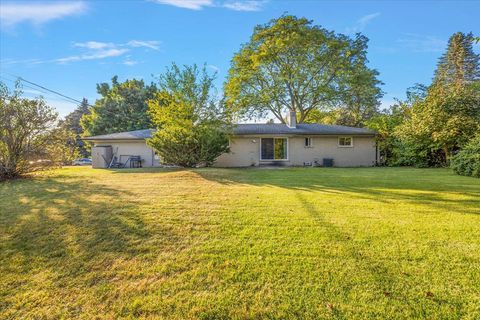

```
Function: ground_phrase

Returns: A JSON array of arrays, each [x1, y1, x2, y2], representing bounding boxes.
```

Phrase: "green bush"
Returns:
[[451, 135, 480, 177]]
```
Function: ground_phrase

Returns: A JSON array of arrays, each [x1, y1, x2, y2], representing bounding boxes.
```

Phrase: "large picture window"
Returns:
[[261, 138, 287, 160]]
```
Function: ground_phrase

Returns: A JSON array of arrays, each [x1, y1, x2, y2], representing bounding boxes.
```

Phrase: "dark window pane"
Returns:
[[305, 137, 311, 147], [261, 138, 274, 159]]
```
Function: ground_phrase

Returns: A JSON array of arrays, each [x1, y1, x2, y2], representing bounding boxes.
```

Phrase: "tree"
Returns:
[[148, 64, 230, 167], [60, 98, 90, 157], [0, 82, 58, 180], [224, 15, 382, 124], [434, 32, 479, 87], [81, 76, 157, 136], [366, 84, 425, 165], [451, 133, 480, 178], [395, 32, 480, 167], [36, 126, 79, 165], [398, 83, 480, 166], [335, 66, 383, 127]]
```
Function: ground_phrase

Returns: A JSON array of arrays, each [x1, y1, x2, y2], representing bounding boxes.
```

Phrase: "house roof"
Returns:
[[83, 124, 375, 141], [83, 129, 154, 141], [233, 123, 376, 136]]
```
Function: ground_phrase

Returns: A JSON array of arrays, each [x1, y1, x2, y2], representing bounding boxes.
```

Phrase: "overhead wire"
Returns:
[[0, 71, 94, 107]]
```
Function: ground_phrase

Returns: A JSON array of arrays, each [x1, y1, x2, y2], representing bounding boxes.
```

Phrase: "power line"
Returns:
[[0, 75, 88, 107], [0, 71, 93, 107]]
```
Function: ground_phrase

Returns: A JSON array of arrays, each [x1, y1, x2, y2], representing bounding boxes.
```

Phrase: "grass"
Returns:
[[0, 166, 479, 319]]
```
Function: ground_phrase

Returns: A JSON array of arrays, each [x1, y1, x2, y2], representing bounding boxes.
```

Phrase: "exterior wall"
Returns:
[[91, 140, 160, 168], [214, 137, 260, 167], [214, 135, 377, 167], [288, 136, 376, 167]]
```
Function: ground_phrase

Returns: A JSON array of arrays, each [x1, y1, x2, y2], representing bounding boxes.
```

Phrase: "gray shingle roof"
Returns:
[[83, 124, 375, 141], [233, 123, 376, 136], [83, 129, 154, 141]]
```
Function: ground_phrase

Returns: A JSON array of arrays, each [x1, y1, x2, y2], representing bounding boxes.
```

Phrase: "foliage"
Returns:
[[366, 103, 409, 165], [0, 82, 58, 180], [375, 32, 480, 168], [224, 15, 382, 124], [451, 134, 480, 177], [396, 81, 480, 167], [303, 108, 339, 124], [148, 64, 231, 167], [81, 76, 157, 136], [60, 98, 91, 157], [335, 56, 383, 127], [433, 32, 479, 87], [37, 126, 80, 165]]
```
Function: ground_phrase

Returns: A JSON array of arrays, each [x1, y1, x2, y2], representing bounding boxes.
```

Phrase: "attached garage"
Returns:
[[84, 129, 160, 168]]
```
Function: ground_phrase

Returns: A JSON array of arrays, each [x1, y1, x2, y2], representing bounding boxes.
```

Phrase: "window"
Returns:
[[338, 136, 353, 147], [304, 137, 312, 147], [261, 138, 287, 160]]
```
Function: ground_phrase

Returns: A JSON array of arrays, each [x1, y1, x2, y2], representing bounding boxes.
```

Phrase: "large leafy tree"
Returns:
[[396, 84, 480, 166], [60, 98, 90, 157], [148, 64, 230, 167], [336, 66, 383, 127], [224, 15, 382, 124], [81, 76, 157, 136], [0, 82, 58, 180]]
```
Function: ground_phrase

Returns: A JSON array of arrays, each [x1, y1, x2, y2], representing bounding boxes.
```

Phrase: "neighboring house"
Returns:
[[84, 112, 378, 168]]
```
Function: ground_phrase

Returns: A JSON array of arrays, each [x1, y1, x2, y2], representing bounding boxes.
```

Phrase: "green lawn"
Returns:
[[1, 167, 479, 319]]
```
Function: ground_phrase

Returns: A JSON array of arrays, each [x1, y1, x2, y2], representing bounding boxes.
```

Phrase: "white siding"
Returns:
[[91, 140, 160, 168]]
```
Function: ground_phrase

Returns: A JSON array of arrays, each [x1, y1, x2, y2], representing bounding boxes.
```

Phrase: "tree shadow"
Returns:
[[0, 175, 180, 299], [194, 167, 480, 216]]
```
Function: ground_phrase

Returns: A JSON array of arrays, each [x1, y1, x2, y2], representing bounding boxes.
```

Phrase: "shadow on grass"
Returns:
[[195, 167, 480, 216], [0, 176, 178, 278]]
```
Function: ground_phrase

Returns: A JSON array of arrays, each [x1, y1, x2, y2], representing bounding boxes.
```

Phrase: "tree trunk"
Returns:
[[443, 145, 450, 166]]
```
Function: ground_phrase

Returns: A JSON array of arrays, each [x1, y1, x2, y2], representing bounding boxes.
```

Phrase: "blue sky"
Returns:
[[1, 0, 478, 118]]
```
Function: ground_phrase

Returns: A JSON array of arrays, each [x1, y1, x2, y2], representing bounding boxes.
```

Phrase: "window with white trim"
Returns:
[[261, 138, 288, 160], [304, 137, 312, 147], [338, 136, 353, 147]]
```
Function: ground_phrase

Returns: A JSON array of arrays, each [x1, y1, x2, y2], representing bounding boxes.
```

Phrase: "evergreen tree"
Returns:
[[433, 32, 480, 87]]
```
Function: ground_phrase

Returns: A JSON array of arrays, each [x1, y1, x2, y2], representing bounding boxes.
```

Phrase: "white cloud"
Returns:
[[207, 64, 219, 72], [74, 41, 115, 50], [54, 40, 160, 64], [397, 33, 447, 53], [346, 12, 380, 34], [127, 40, 161, 50], [151, 0, 213, 10], [2, 38, 160, 65], [56, 48, 129, 64], [151, 0, 266, 11], [0, 58, 43, 66], [0, 1, 87, 28], [222, 1, 265, 11], [123, 58, 139, 66]]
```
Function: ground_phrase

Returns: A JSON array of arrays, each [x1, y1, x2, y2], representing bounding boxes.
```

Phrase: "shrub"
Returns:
[[0, 82, 58, 180], [451, 135, 480, 177], [148, 64, 231, 167]]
